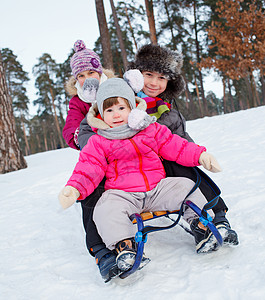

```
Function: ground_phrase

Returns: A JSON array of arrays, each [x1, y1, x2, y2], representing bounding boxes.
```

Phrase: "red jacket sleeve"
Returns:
[[62, 96, 91, 150]]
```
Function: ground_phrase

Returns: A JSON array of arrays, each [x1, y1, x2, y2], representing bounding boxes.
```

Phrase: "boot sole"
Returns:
[[197, 225, 239, 254], [104, 265, 123, 283], [116, 250, 150, 272], [217, 225, 239, 246]]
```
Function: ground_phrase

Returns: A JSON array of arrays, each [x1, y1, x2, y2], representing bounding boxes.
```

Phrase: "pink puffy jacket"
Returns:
[[66, 122, 206, 200]]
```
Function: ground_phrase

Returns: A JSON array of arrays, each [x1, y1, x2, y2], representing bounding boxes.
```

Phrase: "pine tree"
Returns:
[[144, 0, 157, 44], [1, 48, 30, 155], [109, 0, 128, 68], [95, 0, 114, 69], [0, 52, 27, 173], [57, 49, 74, 124], [117, 1, 149, 51], [32, 53, 64, 148], [94, 1, 149, 75]]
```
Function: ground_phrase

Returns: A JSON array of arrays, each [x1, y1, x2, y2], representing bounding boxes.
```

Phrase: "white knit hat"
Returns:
[[96, 78, 136, 117]]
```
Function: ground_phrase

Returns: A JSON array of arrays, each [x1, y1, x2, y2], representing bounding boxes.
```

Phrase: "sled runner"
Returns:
[[119, 167, 223, 279]]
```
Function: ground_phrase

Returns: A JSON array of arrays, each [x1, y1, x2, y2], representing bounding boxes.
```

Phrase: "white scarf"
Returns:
[[75, 73, 108, 104]]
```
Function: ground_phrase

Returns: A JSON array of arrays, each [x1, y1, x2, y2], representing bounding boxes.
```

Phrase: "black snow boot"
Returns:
[[214, 221, 239, 246], [115, 238, 150, 272], [92, 244, 122, 283], [190, 218, 239, 254]]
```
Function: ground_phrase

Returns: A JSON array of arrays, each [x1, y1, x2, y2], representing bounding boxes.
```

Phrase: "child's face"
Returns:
[[142, 71, 168, 98], [103, 97, 131, 128], [77, 70, 100, 87]]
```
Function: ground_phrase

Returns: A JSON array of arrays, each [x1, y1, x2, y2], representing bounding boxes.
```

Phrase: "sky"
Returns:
[[1, 0, 112, 111], [1, 0, 109, 66], [1, 106, 265, 299], [1, 0, 222, 115]]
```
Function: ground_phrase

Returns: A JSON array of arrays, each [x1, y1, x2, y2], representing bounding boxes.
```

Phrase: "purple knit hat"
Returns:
[[70, 40, 103, 79]]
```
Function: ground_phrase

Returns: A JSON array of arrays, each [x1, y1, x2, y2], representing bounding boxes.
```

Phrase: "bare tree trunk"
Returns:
[[222, 78, 227, 114], [233, 80, 244, 110], [51, 133, 56, 150], [44, 135, 48, 151], [183, 76, 195, 117], [21, 117, 30, 156], [144, 0, 157, 44], [228, 79, 235, 112], [109, 0, 128, 69], [0, 53, 27, 173], [49, 86, 64, 148], [95, 0, 114, 69], [251, 75, 260, 106], [36, 133, 41, 150], [193, 1, 208, 116], [239, 98, 244, 110], [115, 48, 123, 77], [45, 68, 64, 148], [41, 121, 48, 152], [163, 0, 176, 50], [124, 6, 138, 50], [244, 76, 252, 108], [261, 73, 265, 105], [194, 75, 203, 117]]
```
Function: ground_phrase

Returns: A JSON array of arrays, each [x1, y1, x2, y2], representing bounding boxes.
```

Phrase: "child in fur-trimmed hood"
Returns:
[[127, 43, 185, 102]]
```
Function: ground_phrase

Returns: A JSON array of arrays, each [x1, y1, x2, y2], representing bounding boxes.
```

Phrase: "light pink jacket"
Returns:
[[66, 122, 206, 200]]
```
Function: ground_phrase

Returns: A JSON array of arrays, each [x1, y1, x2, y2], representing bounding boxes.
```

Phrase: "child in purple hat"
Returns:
[[70, 40, 102, 81], [62, 40, 115, 150]]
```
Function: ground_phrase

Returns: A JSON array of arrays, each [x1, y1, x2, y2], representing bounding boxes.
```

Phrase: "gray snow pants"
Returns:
[[93, 177, 214, 250]]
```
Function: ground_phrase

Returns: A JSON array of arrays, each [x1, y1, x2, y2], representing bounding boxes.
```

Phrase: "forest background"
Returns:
[[1, 0, 264, 157]]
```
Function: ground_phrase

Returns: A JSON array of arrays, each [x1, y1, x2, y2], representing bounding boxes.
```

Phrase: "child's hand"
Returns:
[[199, 152, 222, 173], [58, 186, 80, 209]]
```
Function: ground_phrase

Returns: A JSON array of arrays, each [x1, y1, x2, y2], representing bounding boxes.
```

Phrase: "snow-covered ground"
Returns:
[[1, 106, 265, 300]]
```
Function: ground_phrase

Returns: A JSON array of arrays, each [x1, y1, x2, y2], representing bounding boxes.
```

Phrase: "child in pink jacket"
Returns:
[[59, 77, 222, 279]]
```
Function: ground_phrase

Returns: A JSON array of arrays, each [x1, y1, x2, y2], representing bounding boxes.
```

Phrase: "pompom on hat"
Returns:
[[70, 40, 103, 79]]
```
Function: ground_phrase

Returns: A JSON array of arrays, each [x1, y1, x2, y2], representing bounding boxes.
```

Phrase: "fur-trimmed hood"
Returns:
[[87, 97, 147, 130], [127, 44, 185, 102], [65, 68, 116, 97]]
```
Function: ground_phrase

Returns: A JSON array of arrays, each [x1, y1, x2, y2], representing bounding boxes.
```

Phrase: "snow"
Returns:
[[1, 106, 265, 299]]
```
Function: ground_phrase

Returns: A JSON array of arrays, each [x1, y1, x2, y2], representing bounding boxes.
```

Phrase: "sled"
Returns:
[[119, 167, 223, 279]]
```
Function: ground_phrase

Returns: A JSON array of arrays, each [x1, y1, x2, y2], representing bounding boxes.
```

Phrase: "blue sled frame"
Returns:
[[120, 202, 223, 279], [119, 167, 223, 279]]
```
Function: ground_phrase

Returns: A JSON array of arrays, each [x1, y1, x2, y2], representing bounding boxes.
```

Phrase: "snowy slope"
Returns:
[[1, 106, 265, 300]]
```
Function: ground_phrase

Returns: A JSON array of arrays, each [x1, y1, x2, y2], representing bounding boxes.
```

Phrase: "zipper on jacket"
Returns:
[[129, 139, 150, 191], [114, 160, 118, 181]]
